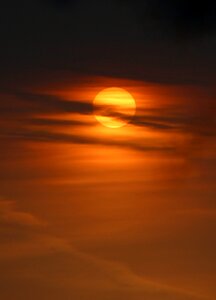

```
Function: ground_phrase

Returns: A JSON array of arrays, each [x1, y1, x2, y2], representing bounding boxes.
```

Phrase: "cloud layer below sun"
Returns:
[[0, 72, 215, 300]]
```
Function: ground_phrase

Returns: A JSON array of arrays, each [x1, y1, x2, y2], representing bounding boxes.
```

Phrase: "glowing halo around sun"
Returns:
[[93, 87, 136, 129]]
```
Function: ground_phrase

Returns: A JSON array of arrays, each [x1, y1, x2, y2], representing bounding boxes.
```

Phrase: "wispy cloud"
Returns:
[[0, 92, 93, 117], [0, 128, 174, 153], [0, 199, 45, 227], [0, 198, 213, 300], [0, 84, 215, 158], [0, 198, 71, 259], [64, 249, 211, 299]]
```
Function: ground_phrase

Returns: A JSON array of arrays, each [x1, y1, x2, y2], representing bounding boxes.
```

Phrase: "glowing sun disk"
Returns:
[[93, 87, 136, 129]]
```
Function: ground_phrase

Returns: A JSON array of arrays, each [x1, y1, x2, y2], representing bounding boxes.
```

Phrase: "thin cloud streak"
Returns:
[[0, 128, 174, 153], [0, 199, 45, 227]]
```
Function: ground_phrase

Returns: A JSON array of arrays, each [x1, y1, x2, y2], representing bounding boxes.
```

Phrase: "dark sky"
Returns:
[[1, 0, 216, 85]]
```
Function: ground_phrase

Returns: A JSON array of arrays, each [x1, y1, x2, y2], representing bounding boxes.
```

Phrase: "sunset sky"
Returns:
[[0, 1, 216, 300]]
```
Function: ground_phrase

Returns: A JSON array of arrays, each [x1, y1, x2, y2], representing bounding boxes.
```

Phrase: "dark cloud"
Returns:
[[45, 0, 78, 6], [0, 0, 215, 155], [121, 0, 216, 37], [17, 93, 93, 115], [29, 118, 90, 127], [0, 92, 93, 117], [0, 0, 216, 86], [131, 118, 174, 130], [0, 89, 214, 156]]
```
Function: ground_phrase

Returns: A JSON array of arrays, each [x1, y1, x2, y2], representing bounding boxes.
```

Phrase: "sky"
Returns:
[[0, 1, 216, 299]]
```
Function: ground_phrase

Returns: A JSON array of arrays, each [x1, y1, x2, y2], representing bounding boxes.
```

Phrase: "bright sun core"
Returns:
[[93, 87, 136, 129]]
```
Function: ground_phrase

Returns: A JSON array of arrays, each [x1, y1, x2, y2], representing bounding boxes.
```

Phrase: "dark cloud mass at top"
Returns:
[[120, 0, 216, 36], [44, 0, 77, 7], [0, 0, 216, 86], [48, 0, 216, 36]]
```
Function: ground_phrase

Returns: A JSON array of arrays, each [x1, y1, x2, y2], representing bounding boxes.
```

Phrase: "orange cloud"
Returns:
[[0, 199, 45, 227]]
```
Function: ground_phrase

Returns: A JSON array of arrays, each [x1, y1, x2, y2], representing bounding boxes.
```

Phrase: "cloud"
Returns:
[[47, 0, 216, 38], [0, 89, 214, 154], [9, 243, 209, 300], [0, 127, 175, 153], [0, 199, 45, 227], [0, 235, 72, 260], [131, 116, 174, 130], [29, 118, 90, 127], [121, 0, 216, 37], [0, 197, 212, 299], [0, 198, 71, 260], [45, 0, 78, 7], [1, 0, 216, 89], [0, 233, 209, 299], [0, 91, 173, 131], [176, 209, 216, 218], [0, 200, 213, 300], [0, 92, 93, 116], [65, 249, 210, 299]]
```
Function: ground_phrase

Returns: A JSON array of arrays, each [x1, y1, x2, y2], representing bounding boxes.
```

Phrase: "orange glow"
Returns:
[[0, 72, 215, 300], [93, 87, 136, 128]]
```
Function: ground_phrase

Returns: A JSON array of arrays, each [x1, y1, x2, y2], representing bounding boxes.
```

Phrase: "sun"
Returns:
[[93, 87, 136, 129]]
